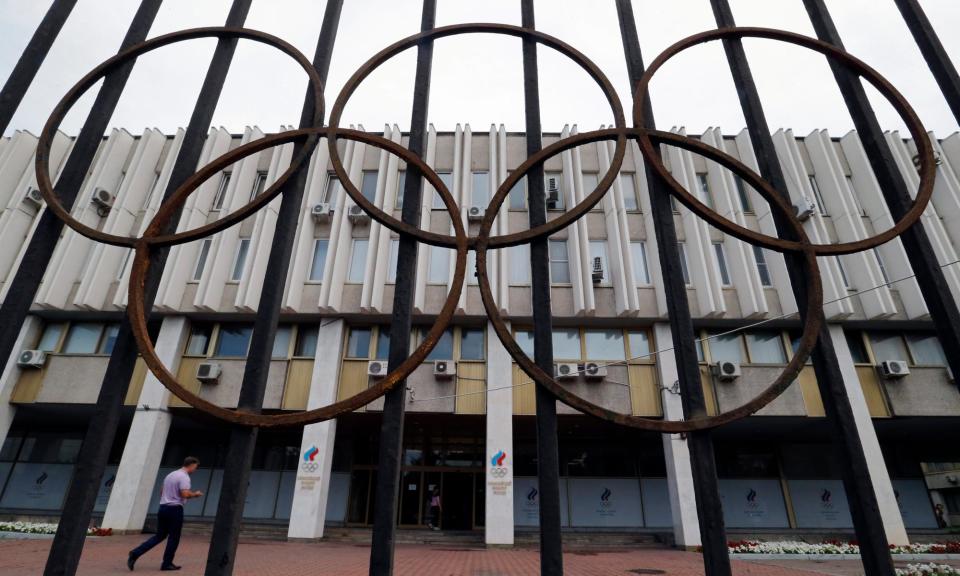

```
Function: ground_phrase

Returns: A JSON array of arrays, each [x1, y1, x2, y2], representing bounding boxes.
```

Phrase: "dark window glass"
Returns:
[[185, 324, 212, 356], [460, 328, 484, 360], [62, 322, 102, 354], [845, 331, 870, 364], [294, 325, 319, 357], [346, 328, 372, 358], [375, 327, 391, 360], [215, 325, 252, 357], [425, 329, 454, 361], [98, 324, 120, 354]]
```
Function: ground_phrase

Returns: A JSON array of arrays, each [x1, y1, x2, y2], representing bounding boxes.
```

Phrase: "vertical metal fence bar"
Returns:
[[368, 1, 435, 574], [519, 2, 564, 574], [710, 1, 896, 574], [42, 2, 253, 575], [893, 0, 960, 124], [0, 0, 78, 135], [614, 2, 732, 574], [202, 2, 342, 575], [801, 0, 960, 396], [0, 0, 160, 398]]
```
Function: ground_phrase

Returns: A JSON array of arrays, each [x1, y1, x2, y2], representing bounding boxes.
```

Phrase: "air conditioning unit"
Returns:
[[433, 360, 456, 379], [793, 196, 817, 221], [554, 362, 579, 380], [591, 257, 604, 284], [23, 187, 43, 207], [17, 349, 46, 368], [878, 360, 910, 379], [195, 362, 221, 384], [912, 151, 942, 171], [583, 362, 607, 380], [347, 204, 369, 225], [713, 360, 741, 382], [311, 203, 333, 223], [367, 360, 387, 378], [467, 206, 484, 221], [92, 188, 114, 210], [546, 177, 560, 207]]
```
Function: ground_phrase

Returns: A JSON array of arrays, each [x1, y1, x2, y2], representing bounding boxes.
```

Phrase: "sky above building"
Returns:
[[1, 0, 959, 138]]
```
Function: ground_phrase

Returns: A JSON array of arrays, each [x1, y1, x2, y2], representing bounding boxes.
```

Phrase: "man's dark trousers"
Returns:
[[131, 504, 183, 566]]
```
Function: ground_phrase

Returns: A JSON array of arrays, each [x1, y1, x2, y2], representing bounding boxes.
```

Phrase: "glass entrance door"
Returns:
[[440, 472, 474, 530]]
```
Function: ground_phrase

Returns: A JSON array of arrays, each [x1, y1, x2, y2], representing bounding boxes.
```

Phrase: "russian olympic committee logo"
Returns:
[[600, 487, 613, 508], [489, 450, 509, 478], [301, 445, 320, 473]]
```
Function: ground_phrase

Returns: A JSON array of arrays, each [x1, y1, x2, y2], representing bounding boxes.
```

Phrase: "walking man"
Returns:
[[127, 456, 203, 571]]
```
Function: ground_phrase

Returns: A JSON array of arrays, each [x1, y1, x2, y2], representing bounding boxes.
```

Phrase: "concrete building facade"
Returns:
[[0, 122, 958, 546]]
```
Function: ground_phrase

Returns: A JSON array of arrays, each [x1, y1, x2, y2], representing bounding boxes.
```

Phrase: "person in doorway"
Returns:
[[127, 456, 204, 571], [427, 487, 441, 531]]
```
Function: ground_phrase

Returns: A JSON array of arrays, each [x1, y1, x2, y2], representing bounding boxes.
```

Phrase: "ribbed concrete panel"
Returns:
[[770, 130, 852, 320], [598, 132, 634, 316], [802, 130, 894, 319], [567, 125, 595, 315], [494, 124, 508, 314], [701, 128, 766, 319], [734, 130, 798, 317], [929, 133, 960, 250], [562, 125, 586, 316], [632, 138, 667, 317], [75, 128, 167, 310], [36, 129, 135, 309], [367, 125, 402, 313], [413, 125, 440, 314]]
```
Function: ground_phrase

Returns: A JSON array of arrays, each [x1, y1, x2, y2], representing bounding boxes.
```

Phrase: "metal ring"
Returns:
[[326, 23, 627, 250], [34, 27, 325, 249], [475, 127, 825, 433], [633, 27, 935, 256], [126, 128, 468, 428]]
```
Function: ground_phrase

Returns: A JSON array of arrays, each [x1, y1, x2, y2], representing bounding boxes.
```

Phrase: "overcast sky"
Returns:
[[1, 0, 959, 138]]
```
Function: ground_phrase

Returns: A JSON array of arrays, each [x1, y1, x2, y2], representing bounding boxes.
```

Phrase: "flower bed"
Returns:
[[728, 539, 960, 555], [896, 564, 960, 576], [0, 521, 107, 536]]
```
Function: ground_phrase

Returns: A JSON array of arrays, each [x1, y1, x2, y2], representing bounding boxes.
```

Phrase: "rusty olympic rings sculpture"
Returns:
[[33, 25, 935, 432]]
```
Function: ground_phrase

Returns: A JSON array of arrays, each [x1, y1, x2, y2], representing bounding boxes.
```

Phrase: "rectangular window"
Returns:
[[271, 325, 292, 358], [509, 244, 530, 284], [678, 242, 691, 285], [509, 175, 526, 209], [374, 327, 391, 360], [552, 328, 581, 360], [467, 251, 478, 285], [746, 331, 786, 364], [620, 173, 638, 211], [185, 324, 212, 356], [346, 328, 371, 358], [845, 175, 866, 216], [845, 330, 870, 364], [873, 249, 889, 284], [394, 171, 406, 209], [294, 325, 319, 357], [630, 241, 650, 284], [546, 172, 565, 210], [425, 328, 454, 360], [98, 324, 120, 355], [808, 175, 828, 215], [628, 330, 651, 359], [361, 171, 378, 203], [250, 170, 268, 200], [231, 238, 250, 281], [709, 332, 743, 363], [213, 172, 230, 210], [347, 239, 368, 283], [143, 172, 161, 209], [428, 246, 450, 284], [548, 239, 570, 284], [36, 323, 64, 352], [753, 245, 771, 286], [905, 333, 946, 366], [472, 171, 490, 207], [713, 242, 731, 286], [585, 329, 625, 361], [309, 239, 328, 282], [582, 173, 599, 211], [696, 173, 714, 208], [460, 328, 485, 360], [589, 240, 609, 284], [734, 176, 753, 212], [432, 172, 454, 209], [835, 256, 850, 289], [117, 249, 132, 281], [324, 173, 341, 204], [671, 195, 680, 213], [62, 323, 102, 354], [869, 332, 908, 363], [515, 329, 535, 357], [215, 325, 252, 357], [193, 239, 212, 281], [387, 238, 399, 283]]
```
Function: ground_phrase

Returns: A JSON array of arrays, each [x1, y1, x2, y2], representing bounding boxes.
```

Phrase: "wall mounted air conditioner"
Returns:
[[878, 360, 910, 379], [583, 362, 607, 380], [347, 204, 369, 225], [713, 360, 741, 382], [17, 349, 46, 368], [467, 206, 484, 221], [433, 360, 455, 379], [367, 360, 387, 378], [92, 188, 114, 210], [196, 362, 221, 384], [591, 257, 604, 284], [23, 188, 43, 207], [793, 196, 817, 221], [546, 176, 560, 207], [554, 362, 578, 380], [311, 203, 333, 223]]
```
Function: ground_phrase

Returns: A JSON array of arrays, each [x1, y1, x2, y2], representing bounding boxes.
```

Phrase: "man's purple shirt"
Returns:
[[159, 468, 191, 507]]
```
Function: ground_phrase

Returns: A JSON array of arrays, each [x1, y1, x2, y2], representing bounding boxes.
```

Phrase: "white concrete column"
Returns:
[[102, 316, 189, 533], [0, 316, 42, 449], [653, 322, 701, 549], [829, 324, 910, 545], [485, 321, 514, 545], [287, 319, 345, 540]]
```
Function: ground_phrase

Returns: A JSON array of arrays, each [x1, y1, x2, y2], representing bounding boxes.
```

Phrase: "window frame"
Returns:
[[548, 238, 571, 285], [231, 238, 251, 282], [212, 172, 231, 210], [308, 238, 329, 283]]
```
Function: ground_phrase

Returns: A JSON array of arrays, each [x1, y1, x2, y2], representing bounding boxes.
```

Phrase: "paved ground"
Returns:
[[1, 535, 958, 575]]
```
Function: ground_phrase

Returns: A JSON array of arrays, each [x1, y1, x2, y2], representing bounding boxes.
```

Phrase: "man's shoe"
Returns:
[[160, 565, 181, 571], [127, 552, 136, 571]]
